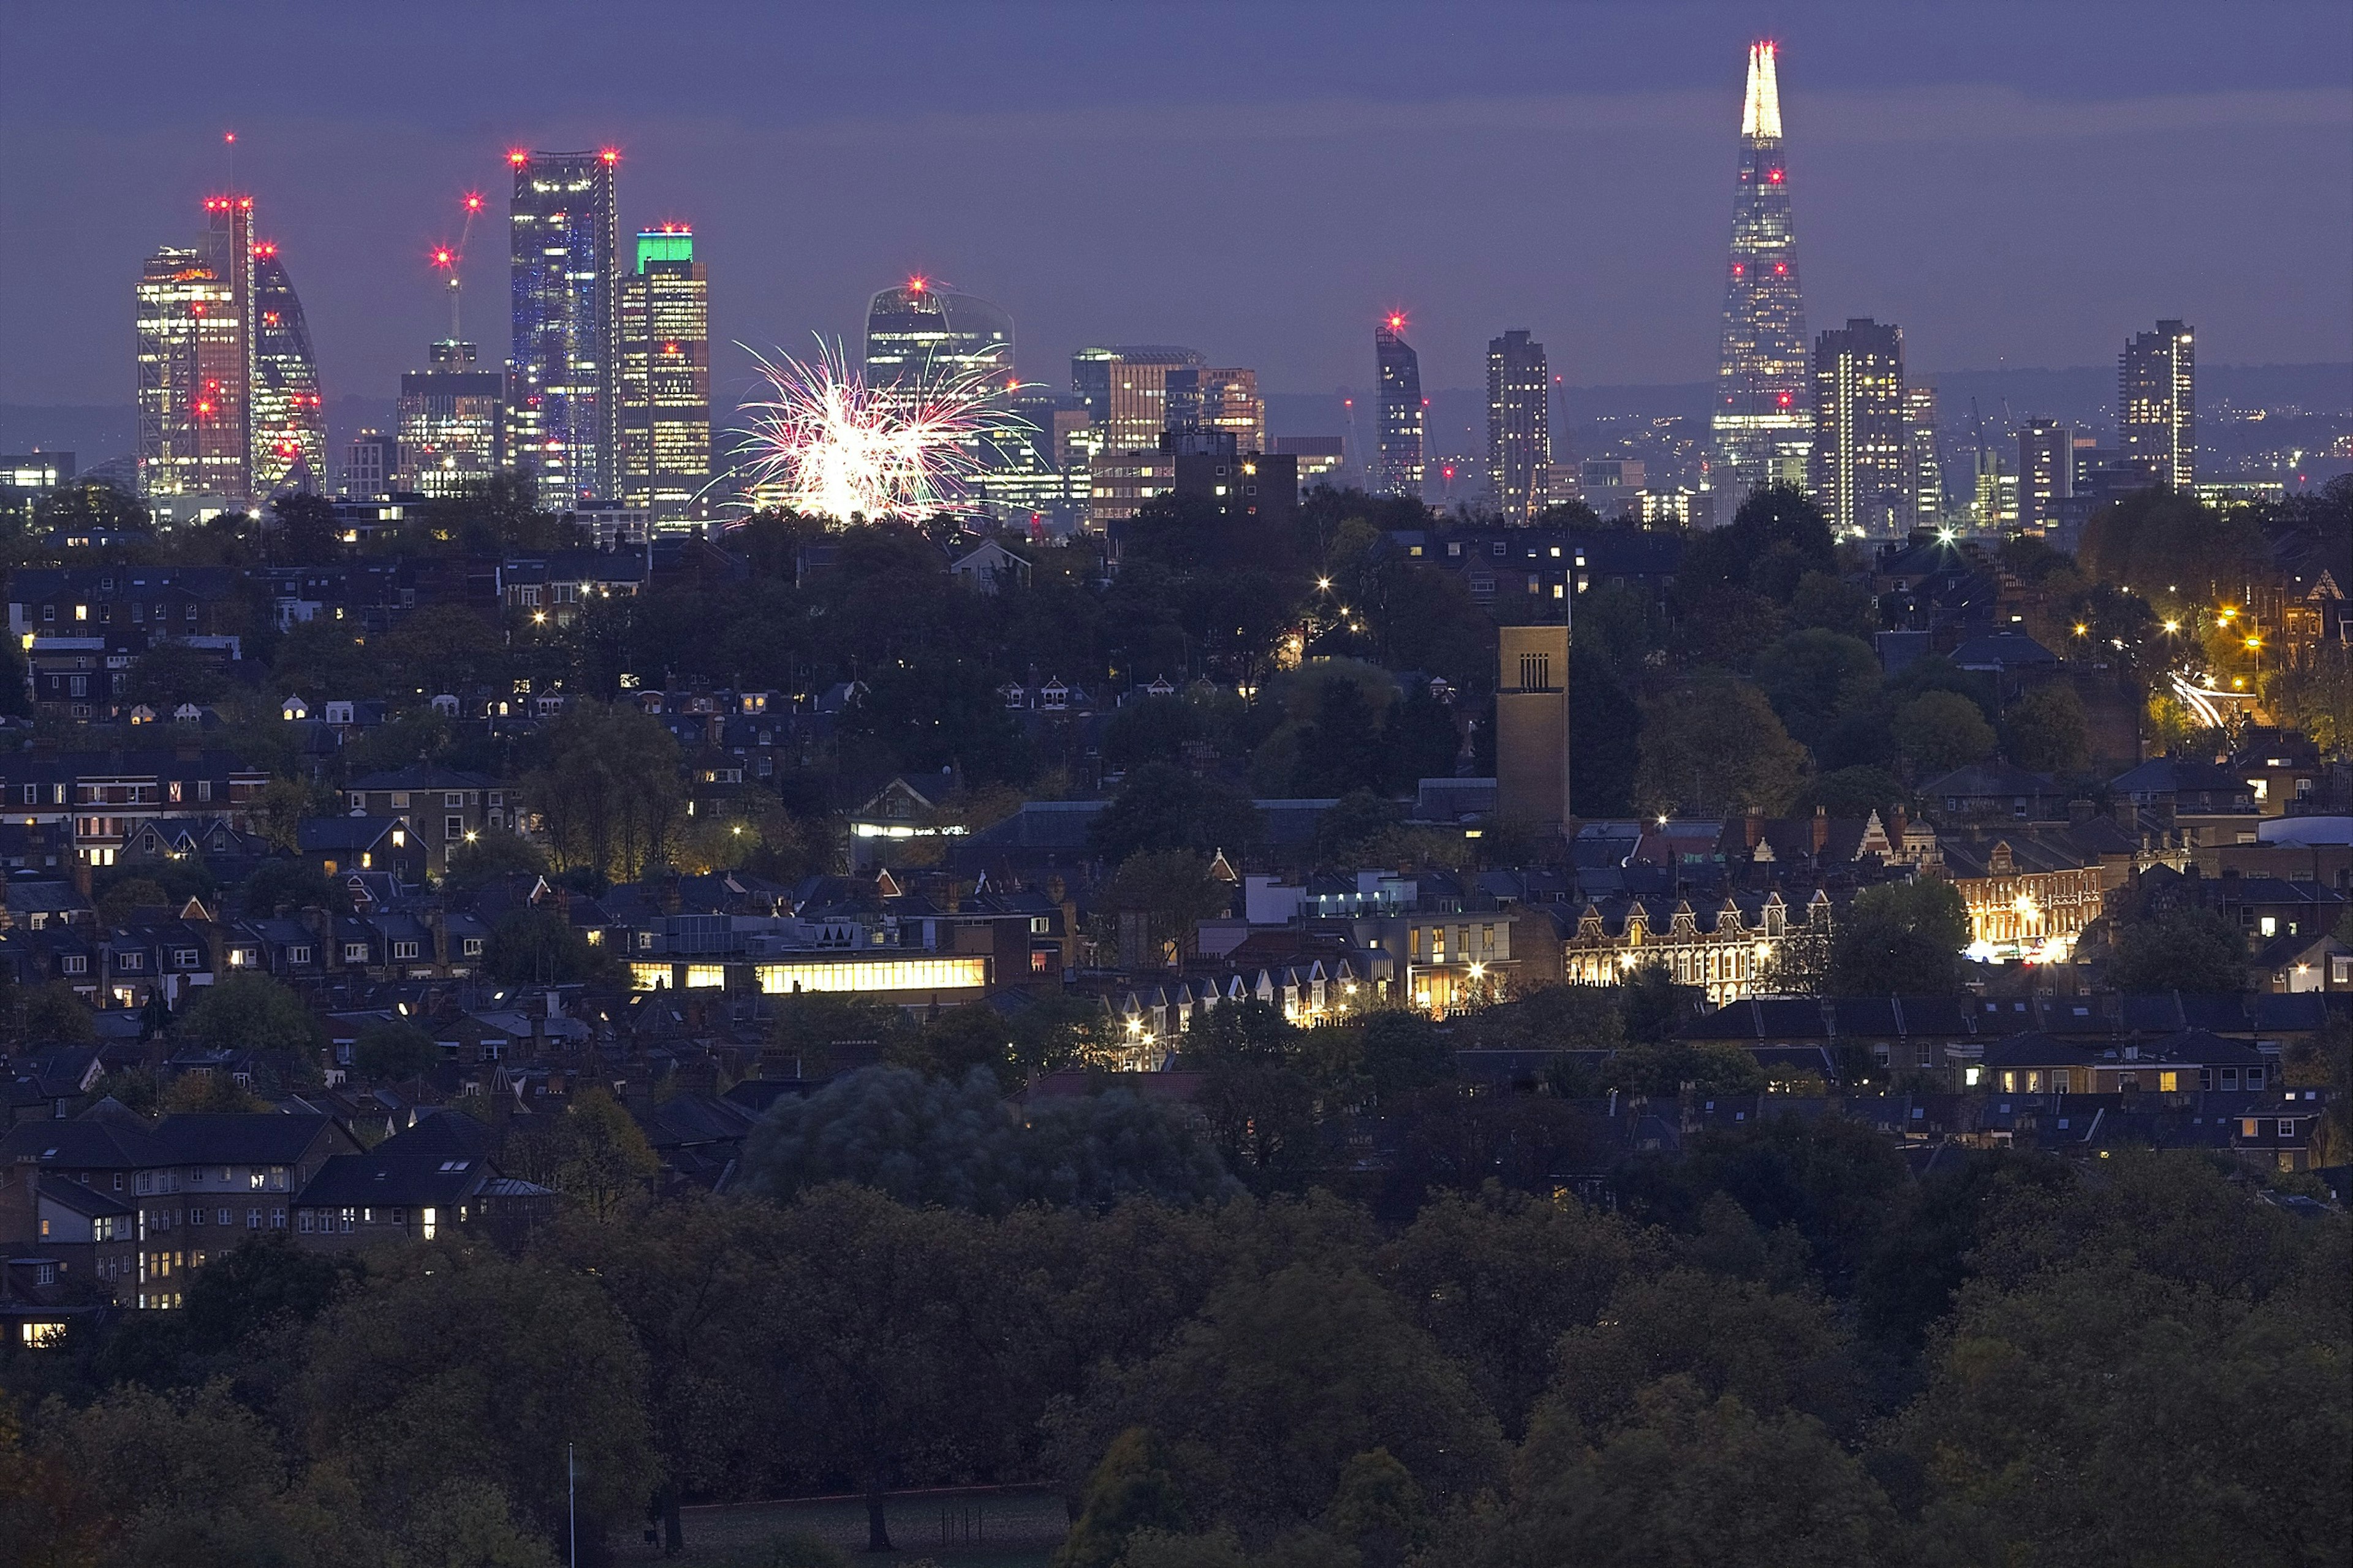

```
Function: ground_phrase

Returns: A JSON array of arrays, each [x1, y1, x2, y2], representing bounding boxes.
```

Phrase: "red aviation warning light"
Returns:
[[907, 274, 928, 294], [256, 242, 277, 258], [599, 148, 619, 164], [1768, 168, 1784, 183], [1778, 392, 1792, 407], [507, 150, 528, 167], [431, 246, 455, 268], [1385, 312, 1405, 331], [464, 192, 485, 213]]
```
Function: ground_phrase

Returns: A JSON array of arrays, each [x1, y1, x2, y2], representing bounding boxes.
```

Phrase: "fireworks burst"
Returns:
[[735, 339, 1013, 523]]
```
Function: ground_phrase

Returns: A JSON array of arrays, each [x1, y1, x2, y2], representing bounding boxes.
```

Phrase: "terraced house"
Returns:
[[1561, 889, 1832, 1005], [0, 746, 271, 867]]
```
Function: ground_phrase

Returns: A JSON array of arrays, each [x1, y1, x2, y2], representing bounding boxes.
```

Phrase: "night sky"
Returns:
[[5, 1, 2347, 411]]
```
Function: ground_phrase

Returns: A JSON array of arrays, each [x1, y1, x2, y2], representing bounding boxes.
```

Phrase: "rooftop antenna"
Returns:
[[224, 129, 237, 192]]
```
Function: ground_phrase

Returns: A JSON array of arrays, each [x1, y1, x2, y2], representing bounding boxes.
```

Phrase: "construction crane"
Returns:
[[430, 189, 488, 344]]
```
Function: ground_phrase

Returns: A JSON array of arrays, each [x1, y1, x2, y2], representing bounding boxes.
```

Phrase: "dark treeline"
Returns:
[[3, 1089, 2343, 1567]]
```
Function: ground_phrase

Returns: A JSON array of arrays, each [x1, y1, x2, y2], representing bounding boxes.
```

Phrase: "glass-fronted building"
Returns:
[[509, 150, 620, 503], [251, 248, 327, 494], [135, 195, 254, 500], [1069, 345, 1203, 458], [1712, 42, 1811, 499], [1374, 317, 1424, 498], [618, 227, 711, 519], [864, 280, 1014, 404], [398, 341, 507, 499]]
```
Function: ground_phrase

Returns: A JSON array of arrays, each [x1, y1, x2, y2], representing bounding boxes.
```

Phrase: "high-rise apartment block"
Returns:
[[397, 341, 507, 499], [618, 227, 711, 518], [1487, 330, 1551, 523], [2017, 418, 2073, 534], [1373, 316, 1425, 498], [509, 150, 620, 504], [1713, 42, 1810, 498], [2118, 319, 2194, 488], [1809, 317, 1908, 536], [1904, 384, 1944, 528]]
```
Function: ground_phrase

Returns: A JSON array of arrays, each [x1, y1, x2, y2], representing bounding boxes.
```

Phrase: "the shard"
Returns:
[[1711, 41, 1809, 499]]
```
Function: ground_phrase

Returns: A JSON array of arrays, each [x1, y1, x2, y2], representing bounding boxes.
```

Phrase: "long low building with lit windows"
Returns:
[[628, 951, 991, 1002]]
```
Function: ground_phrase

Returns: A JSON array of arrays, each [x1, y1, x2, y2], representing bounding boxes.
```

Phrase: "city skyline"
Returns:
[[3, 2, 2345, 414]]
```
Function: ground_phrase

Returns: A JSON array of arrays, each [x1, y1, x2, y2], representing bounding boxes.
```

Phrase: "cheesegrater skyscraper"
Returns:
[[1711, 41, 1809, 499]]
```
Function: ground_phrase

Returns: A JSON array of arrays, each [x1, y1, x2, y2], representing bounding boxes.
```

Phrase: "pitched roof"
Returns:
[[155, 1113, 339, 1165], [376, 1108, 498, 1159], [347, 765, 502, 791], [295, 1153, 510, 1208], [0, 1117, 172, 1168], [297, 816, 407, 853]]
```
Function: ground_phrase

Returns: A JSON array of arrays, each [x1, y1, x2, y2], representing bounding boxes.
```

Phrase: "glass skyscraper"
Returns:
[[1712, 41, 1810, 499], [251, 246, 327, 494], [136, 196, 254, 499], [1374, 316, 1424, 498], [619, 227, 711, 518], [509, 150, 620, 503], [1809, 317, 1907, 537], [864, 279, 1015, 403], [1487, 329, 1551, 523], [2118, 320, 2194, 489], [398, 341, 507, 499]]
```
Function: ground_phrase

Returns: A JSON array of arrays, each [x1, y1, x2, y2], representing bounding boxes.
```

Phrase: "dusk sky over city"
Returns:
[[0, 7, 2349, 1561], [5, 0, 2348, 409]]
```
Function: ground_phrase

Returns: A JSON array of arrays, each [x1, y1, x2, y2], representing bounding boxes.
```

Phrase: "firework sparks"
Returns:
[[737, 340, 1010, 523]]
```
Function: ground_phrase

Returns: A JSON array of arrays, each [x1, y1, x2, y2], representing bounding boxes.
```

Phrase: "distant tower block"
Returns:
[[1496, 623, 1571, 841]]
